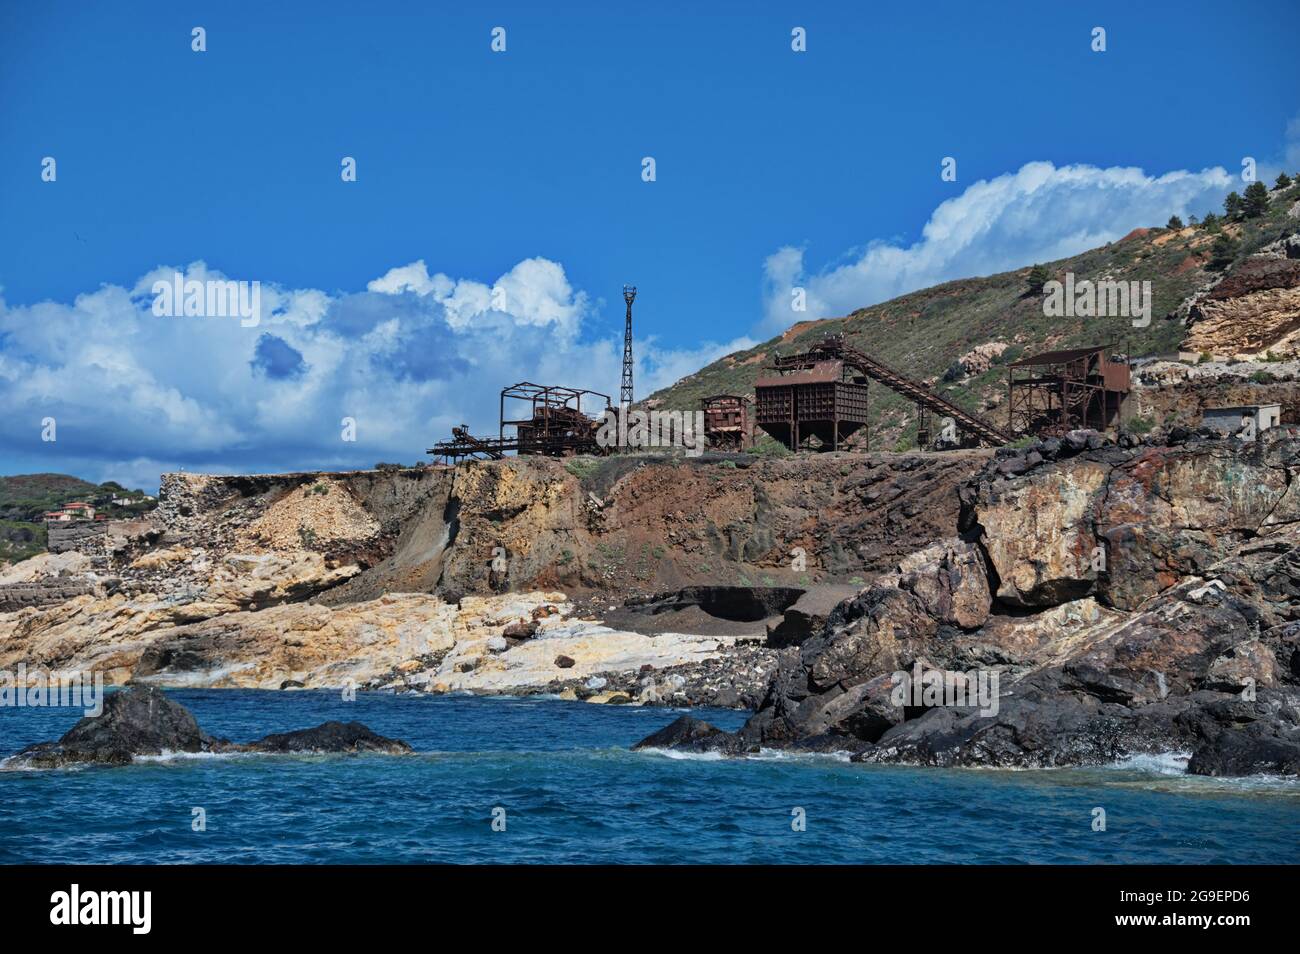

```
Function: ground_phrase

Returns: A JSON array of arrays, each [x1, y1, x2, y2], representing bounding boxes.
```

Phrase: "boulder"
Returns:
[[766, 585, 863, 648], [633, 715, 748, 755], [502, 620, 538, 641], [1188, 727, 1300, 777], [5, 686, 412, 768], [248, 721, 412, 755], [10, 685, 218, 767]]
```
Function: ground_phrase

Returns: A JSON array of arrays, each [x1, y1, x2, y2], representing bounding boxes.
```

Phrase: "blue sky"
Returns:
[[2, 0, 1298, 489]]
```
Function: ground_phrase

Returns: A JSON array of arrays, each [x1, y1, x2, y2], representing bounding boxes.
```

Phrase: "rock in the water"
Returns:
[[248, 721, 412, 755], [633, 715, 748, 755], [5, 686, 412, 768], [9, 685, 221, 768]]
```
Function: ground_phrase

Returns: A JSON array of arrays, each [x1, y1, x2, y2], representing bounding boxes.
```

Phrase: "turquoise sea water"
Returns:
[[1, 690, 1297, 864]]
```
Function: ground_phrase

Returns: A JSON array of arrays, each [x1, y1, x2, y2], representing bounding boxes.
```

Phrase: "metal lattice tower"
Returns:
[[621, 284, 636, 407]]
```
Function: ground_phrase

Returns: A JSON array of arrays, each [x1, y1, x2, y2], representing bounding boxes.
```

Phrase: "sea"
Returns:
[[1, 689, 1297, 864]]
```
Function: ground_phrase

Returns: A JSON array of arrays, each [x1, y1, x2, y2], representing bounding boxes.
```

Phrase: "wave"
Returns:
[[132, 749, 256, 764], [1108, 751, 1192, 775], [635, 747, 728, 761]]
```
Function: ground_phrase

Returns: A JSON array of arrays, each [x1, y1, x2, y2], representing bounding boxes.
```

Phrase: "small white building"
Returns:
[[1202, 403, 1281, 437]]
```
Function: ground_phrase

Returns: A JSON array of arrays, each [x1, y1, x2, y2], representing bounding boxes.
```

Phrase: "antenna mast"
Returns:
[[621, 284, 636, 407]]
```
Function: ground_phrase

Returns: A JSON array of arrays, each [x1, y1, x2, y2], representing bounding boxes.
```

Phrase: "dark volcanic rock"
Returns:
[[766, 585, 863, 648], [1187, 728, 1300, 777], [635, 438, 1300, 779], [248, 721, 412, 755], [632, 715, 749, 755], [5, 686, 412, 768], [9, 685, 221, 768]]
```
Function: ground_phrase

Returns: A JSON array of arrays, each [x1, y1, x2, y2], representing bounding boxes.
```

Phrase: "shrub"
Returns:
[[564, 457, 601, 479], [1208, 234, 1237, 271], [1166, 215, 1184, 230], [746, 436, 791, 458], [1127, 414, 1155, 435]]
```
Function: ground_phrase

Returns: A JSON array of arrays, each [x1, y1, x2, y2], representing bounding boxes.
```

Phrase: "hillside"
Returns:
[[0, 473, 157, 564], [645, 179, 1300, 450]]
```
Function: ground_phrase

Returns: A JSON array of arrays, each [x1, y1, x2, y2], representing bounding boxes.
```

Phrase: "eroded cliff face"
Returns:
[[0, 452, 984, 696], [659, 432, 1300, 776], [135, 453, 985, 607], [1182, 234, 1300, 359], [967, 438, 1300, 611], [426, 452, 987, 598]]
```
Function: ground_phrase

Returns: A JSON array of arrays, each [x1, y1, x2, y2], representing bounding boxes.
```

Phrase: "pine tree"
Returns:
[[1223, 191, 1244, 219], [1025, 264, 1050, 295], [1242, 181, 1270, 217], [1277, 172, 1293, 189], [1166, 215, 1184, 230], [1201, 212, 1220, 232]]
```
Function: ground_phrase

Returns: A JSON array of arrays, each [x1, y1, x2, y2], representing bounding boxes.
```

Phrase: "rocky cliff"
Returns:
[[10, 431, 1300, 776], [640, 430, 1300, 777], [0, 452, 983, 702]]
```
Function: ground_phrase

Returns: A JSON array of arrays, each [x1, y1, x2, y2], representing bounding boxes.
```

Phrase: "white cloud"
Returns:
[[0, 257, 750, 489], [760, 161, 1234, 331]]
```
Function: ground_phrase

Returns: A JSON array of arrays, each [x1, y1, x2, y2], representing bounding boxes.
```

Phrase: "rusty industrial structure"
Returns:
[[755, 335, 1012, 451], [428, 382, 612, 463], [427, 282, 1133, 463], [1006, 345, 1131, 436], [755, 353, 870, 451], [700, 394, 751, 451]]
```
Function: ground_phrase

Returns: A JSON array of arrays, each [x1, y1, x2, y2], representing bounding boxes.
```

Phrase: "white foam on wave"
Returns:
[[636, 747, 727, 761], [1109, 751, 1192, 775], [132, 749, 254, 764], [749, 747, 854, 763]]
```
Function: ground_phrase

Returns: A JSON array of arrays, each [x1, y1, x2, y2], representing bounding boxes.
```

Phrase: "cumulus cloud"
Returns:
[[760, 161, 1235, 331], [0, 259, 750, 489]]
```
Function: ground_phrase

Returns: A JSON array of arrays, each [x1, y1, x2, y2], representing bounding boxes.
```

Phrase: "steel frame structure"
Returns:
[[428, 382, 612, 463], [756, 334, 1011, 451], [1006, 345, 1130, 437], [701, 393, 751, 451]]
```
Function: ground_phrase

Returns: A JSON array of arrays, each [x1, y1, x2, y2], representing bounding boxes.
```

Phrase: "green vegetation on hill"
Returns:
[[0, 474, 157, 564], [645, 185, 1300, 447]]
